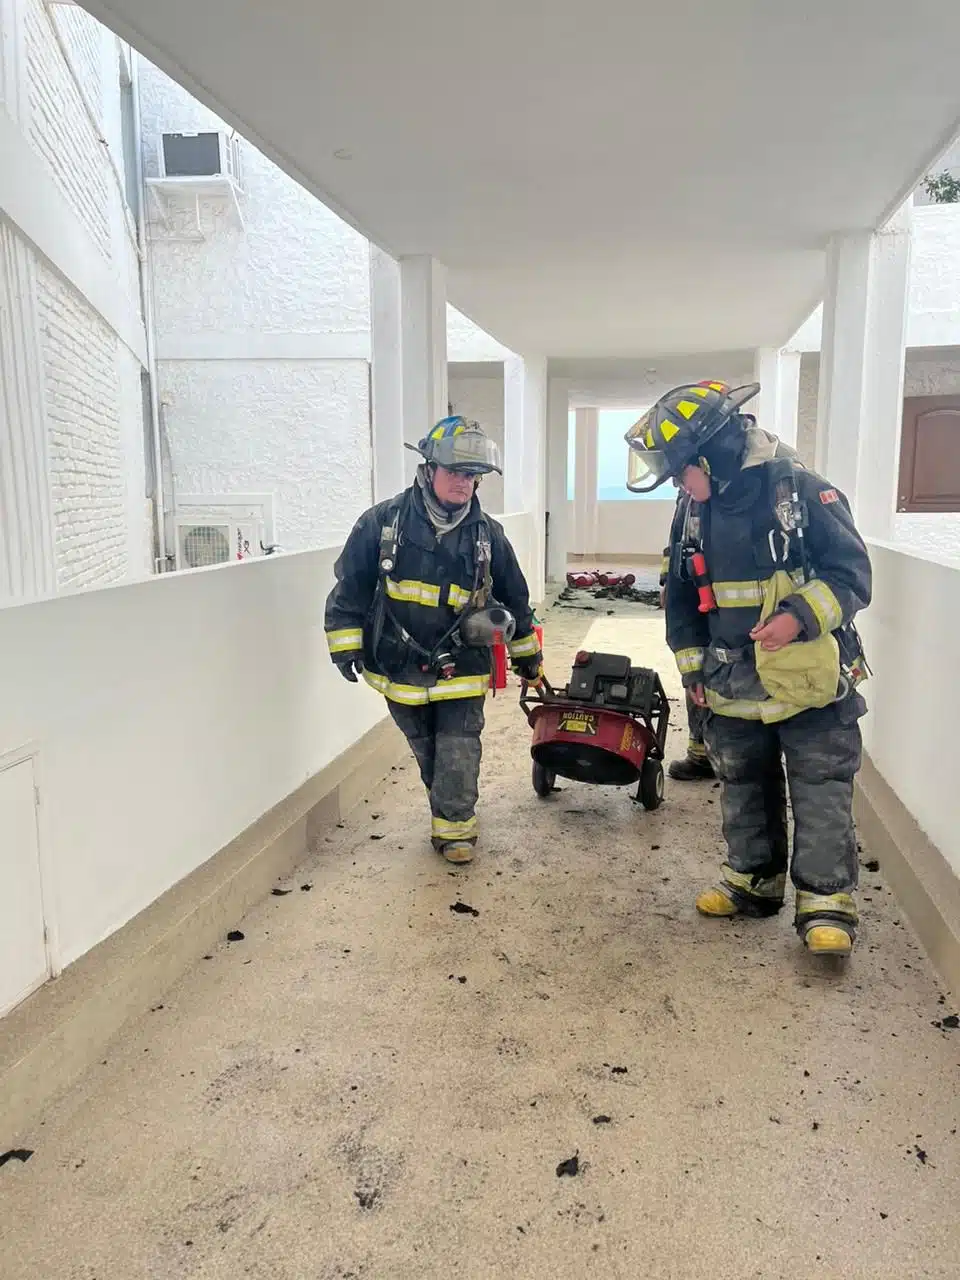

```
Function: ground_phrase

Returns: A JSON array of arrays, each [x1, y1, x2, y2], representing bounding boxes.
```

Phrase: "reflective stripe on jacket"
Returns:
[[325, 485, 536, 702], [664, 435, 871, 722]]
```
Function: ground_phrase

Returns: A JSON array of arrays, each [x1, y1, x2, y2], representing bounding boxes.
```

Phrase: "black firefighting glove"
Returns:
[[512, 653, 544, 683], [334, 653, 363, 683]]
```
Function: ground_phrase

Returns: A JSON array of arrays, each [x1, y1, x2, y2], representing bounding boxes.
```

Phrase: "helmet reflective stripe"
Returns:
[[429, 415, 470, 441]]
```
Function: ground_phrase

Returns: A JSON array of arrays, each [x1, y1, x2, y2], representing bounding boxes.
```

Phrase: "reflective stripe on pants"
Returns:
[[387, 697, 485, 848], [703, 696, 865, 910]]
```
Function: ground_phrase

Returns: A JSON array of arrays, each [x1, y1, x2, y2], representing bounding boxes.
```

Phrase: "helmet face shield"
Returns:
[[625, 407, 675, 493], [626, 444, 674, 493], [430, 429, 502, 475]]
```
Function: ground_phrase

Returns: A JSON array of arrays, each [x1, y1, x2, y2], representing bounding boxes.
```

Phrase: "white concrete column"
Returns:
[[859, 205, 912, 539], [816, 204, 911, 538], [545, 377, 570, 583], [369, 248, 405, 501], [573, 407, 599, 559], [503, 354, 548, 602], [400, 254, 447, 485], [753, 346, 801, 447], [0, 218, 56, 601], [503, 357, 524, 515]]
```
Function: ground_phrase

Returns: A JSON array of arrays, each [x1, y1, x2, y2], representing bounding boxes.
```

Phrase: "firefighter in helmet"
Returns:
[[656, 380, 806, 782], [627, 382, 872, 955], [325, 417, 541, 864]]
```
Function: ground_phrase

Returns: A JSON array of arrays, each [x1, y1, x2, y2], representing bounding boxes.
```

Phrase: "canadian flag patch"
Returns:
[[819, 488, 839, 505]]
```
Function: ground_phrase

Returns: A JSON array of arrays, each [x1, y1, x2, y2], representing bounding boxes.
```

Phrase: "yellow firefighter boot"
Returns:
[[696, 886, 739, 917], [441, 842, 475, 865], [804, 924, 853, 956]]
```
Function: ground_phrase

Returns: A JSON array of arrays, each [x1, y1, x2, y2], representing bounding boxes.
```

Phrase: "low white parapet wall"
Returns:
[[854, 540, 960, 991], [0, 547, 387, 981], [859, 540, 960, 878]]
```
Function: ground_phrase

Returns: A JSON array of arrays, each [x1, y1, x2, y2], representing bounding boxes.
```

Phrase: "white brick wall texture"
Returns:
[[5, 0, 152, 592], [24, 0, 112, 262], [48, 2, 104, 126], [38, 264, 130, 589]]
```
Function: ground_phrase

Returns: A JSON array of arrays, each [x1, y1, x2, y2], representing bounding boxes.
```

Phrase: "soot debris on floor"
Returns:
[[556, 1153, 580, 1178], [450, 902, 480, 917], [0, 1149, 34, 1168], [592, 1115, 612, 1125], [226, 930, 245, 942], [864, 858, 881, 873], [934, 1014, 960, 1031], [271, 888, 292, 896]]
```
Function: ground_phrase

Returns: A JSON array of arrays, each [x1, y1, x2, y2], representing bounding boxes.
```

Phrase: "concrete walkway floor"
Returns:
[[2, 602, 959, 1279]]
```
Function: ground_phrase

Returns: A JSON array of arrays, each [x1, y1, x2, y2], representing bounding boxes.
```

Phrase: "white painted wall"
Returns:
[[798, 348, 960, 557], [859, 541, 960, 875], [793, 205, 960, 355], [448, 368, 505, 514], [137, 62, 515, 549], [137, 60, 375, 550], [0, 0, 150, 599], [0, 548, 388, 971], [159, 360, 372, 548], [497, 511, 536, 595], [447, 307, 512, 362], [595, 500, 675, 559]]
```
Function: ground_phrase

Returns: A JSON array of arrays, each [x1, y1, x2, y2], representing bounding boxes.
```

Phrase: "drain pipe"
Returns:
[[130, 50, 169, 571]]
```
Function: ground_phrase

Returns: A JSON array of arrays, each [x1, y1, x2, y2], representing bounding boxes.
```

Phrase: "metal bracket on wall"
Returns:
[[145, 175, 245, 239]]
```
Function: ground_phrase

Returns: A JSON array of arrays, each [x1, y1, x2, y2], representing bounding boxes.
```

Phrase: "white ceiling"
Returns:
[[85, 0, 960, 358]]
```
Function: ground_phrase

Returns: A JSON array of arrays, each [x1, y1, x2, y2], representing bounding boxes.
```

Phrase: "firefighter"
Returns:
[[325, 417, 541, 865], [626, 382, 872, 956], [659, 483, 713, 781]]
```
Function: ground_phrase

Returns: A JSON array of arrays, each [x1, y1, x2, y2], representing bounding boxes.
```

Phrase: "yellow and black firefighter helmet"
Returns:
[[625, 381, 760, 493]]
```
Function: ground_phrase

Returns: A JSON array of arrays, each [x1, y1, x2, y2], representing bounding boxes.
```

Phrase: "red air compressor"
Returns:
[[519, 650, 669, 810]]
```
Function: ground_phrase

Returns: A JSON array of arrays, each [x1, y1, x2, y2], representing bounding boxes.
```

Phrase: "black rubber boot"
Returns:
[[668, 755, 715, 781]]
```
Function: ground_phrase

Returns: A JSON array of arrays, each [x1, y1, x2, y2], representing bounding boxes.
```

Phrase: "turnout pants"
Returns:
[[686, 692, 709, 762], [387, 697, 485, 847], [703, 695, 865, 931]]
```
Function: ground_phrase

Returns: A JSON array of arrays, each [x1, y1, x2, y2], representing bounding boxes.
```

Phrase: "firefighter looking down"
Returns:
[[627, 381, 872, 956], [325, 417, 541, 865], [657, 384, 803, 785]]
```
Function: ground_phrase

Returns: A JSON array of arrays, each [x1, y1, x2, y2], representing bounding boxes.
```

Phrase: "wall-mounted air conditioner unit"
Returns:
[[173, 496, 275, 571], [159, 131, 242, 184]]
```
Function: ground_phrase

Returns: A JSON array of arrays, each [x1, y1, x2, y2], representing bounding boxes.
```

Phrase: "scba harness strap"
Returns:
[[671, 459, 870, 697], [372, 498, 495, 676]]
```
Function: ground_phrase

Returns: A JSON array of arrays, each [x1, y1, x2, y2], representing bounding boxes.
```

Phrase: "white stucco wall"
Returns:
[[0, 0, 150, 598], [447, 308, 513, 363], [138, 60, 374, 549], [161, 360, 372, 547], [448, 369, 505, 513]]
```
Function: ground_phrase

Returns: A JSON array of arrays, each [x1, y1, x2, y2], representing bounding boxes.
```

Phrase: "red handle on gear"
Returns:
[[690, 551, 717, 613]]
